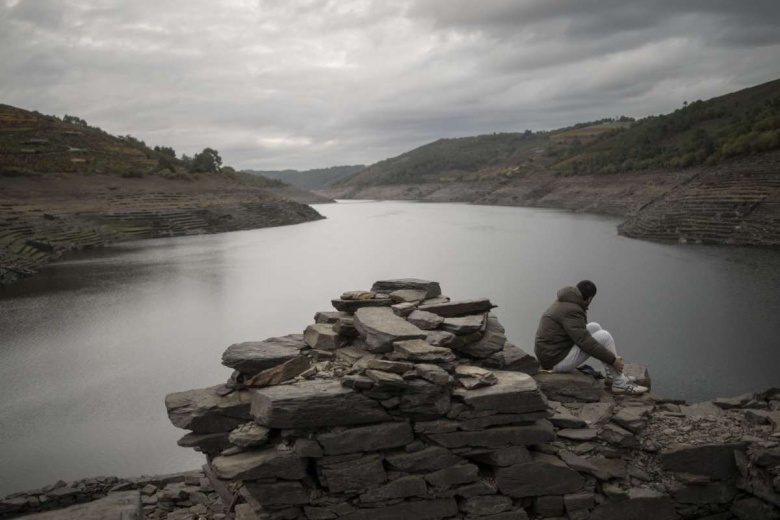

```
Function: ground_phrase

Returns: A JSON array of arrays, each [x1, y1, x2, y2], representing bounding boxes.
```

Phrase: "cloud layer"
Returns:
[[2, 0, 779, 170]]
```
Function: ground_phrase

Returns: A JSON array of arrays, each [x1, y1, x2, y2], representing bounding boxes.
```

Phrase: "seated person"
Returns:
[[534, 280, 648, 394]]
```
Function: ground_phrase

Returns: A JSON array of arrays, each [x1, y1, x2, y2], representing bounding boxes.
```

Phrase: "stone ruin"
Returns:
[[163, 279, 780, 520]]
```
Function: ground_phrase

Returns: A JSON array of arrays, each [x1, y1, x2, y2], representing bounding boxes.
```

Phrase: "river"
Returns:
[[1, 200, 779, 495]]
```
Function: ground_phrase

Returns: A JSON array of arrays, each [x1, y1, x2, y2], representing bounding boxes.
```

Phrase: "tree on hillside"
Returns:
[[63, 114, 88, 127], [154, 145, 176, 157], [189, 148, 222, 173]]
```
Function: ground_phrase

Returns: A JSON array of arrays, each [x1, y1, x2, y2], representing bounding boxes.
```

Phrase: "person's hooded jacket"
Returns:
[[534, 286, 617, 370]]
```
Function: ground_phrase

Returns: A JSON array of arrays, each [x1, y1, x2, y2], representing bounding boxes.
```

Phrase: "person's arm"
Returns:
[[561, 308, 617, 366]]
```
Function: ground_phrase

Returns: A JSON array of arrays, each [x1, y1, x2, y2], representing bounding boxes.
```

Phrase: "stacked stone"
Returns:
[[165, 279, 780, 520]]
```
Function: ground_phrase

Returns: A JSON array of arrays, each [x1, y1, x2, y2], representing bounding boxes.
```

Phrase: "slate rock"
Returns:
[[18, 491, 142, 520], [599, 423, 638, 448], [483, 343, 540, 374], [453, 370, 546, 414], [366, 359, 414, 374], [557, 450, 600, 476], [176, 431, 232, 453], [610, 407, 650, 434], [391, 339, 456, 363], [534, 495, 565, 517], [391, 289, 429, 303], [415, 419, 459, 434], [681, 401, 724, 419], [314, 311, 350, 324], [245, 355, 311, 387], [589, 490, 676, 520], [622, 363, 652, 389], [385, 446, 464, 472], [429, 421, 555, 449], [243, 481, 310, 506], [392, 302, 418, 317], [469, 446, 532, 467], [212, 449, 307, 480], [398, 378, 452, 418], [417, 298, 495, 317], [577, 402, 615, 426], [371, 279, 443, 299], [416, 363, 452, 385], [441, 315, 486, 335], [317, 421, 414, 455], [731, 497, 780, 520], [557, 428, 598, 441], [319, 454, 387, 493], [588, 456, 627, 481], [534, 372, 603, 403], [495, 452, 585, 497], [460, 495, 512, 516], [550, 410, 587, 429], [366, 369, 409, 389], [452, 315, 506, 358], [659, 442, 747, 480], [165, 386, 252, 434], [426, 330, 457, 346], [331, 298, 394, 312], [295, 439, 324, 458], [669, 481, 738, 504], [456, 480, 498, 497], [455, 365, 498, 389], [354, 307, 427, 352], [222, 334, 306, 374], [407, 310, 445, 330], [359, 476, 428, 502], [339, 498, 457, 520], [425, 463, 480, 488], [251, 379, 391, 428], [458, 411, 550, 431], [228, 423, 271, 448], [304, 324, 344, 351]]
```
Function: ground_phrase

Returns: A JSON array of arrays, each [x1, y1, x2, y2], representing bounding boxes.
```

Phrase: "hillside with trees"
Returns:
[[0, 104, 326, 286], [246, 165, 365, 190]]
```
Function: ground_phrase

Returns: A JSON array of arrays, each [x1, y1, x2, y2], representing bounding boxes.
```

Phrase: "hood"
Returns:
[[557, 286, 588, 309]]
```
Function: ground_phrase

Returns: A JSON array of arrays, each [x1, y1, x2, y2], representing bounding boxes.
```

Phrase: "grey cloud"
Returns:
[[1, 0, 779, 170]]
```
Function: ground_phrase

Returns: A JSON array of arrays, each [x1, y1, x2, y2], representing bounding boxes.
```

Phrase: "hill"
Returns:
[[323, 79, 780, 246], [0, 104, 326, 287], [245, 165, 365, 191]]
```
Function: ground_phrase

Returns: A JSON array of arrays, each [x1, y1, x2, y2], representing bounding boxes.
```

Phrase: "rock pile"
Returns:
[[160, 279, 780, 520]]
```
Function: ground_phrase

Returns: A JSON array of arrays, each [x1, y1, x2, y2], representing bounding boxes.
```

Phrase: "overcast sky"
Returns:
[[2, 0, 780, 170]]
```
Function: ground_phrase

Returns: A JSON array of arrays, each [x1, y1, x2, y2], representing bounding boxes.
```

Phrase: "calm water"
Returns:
[[1, 200, 779, 495]]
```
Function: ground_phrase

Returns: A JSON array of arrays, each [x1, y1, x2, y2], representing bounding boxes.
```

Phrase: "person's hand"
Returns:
[[613, 356, 624, 373]]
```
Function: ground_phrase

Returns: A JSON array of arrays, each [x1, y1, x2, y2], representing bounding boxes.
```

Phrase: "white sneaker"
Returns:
[[611, 381, 649, 395]]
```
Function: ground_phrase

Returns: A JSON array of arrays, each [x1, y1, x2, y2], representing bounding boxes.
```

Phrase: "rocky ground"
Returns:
[[0, 174, 325, 287], [3, 279, 778, 520]]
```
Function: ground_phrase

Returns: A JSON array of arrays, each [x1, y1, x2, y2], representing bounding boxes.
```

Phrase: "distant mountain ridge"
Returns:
[[323, 78, 780, 246], [245, 165, 365, 190]]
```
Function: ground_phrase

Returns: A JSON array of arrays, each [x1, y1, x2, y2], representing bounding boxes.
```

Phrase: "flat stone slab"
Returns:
[[317, 421, 415, 455], [371, 279, 442, 298], [165, 385, 251, 433], [20, 491, 142, 519], [243, 480, 309, 506], [212, 448, 308, 480], [222, 334, 307, 374], [304, 324, 343, 350], [407, 310, 445, 330], [251, 379, 391, 428], [391, 339, 456, 363], [341, 497, 457, 520], [589, 491, 676, 520], [385, 446, 464, 472], [453, 370, 546, 414], [440, 315, 486, 335], [429, 421, 555, 448], [659, 442, 747, 480], [332, 298, 394, 312], [483, 343, 540, 374], [354, 307, 427, 352], [534, 372, 604, 403], [390, 289, 428, 303], [495, 452, 584, 498], [418, 298, 496, 317], [557, 428, 598, 441], [319, 453, 387, 493]]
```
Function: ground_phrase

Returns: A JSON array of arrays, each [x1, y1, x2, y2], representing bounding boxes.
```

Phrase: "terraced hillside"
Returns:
[[619, 152, 780, 245], [0, 105, 325, 287]]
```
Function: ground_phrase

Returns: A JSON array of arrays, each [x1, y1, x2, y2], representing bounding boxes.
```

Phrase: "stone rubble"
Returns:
[[3, 279, 779, 520]]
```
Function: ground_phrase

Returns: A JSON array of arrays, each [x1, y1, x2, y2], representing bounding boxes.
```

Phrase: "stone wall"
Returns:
[[162, 279, 780, 520]]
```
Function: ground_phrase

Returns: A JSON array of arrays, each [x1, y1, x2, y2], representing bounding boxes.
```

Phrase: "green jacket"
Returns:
[[534, 286, 617, 370]]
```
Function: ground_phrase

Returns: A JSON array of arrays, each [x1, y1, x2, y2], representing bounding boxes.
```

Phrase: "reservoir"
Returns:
[[1, 200, 779, 495]]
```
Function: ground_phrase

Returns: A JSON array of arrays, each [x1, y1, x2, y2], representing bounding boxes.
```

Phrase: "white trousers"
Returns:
[[552, 322, 626, 383]]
